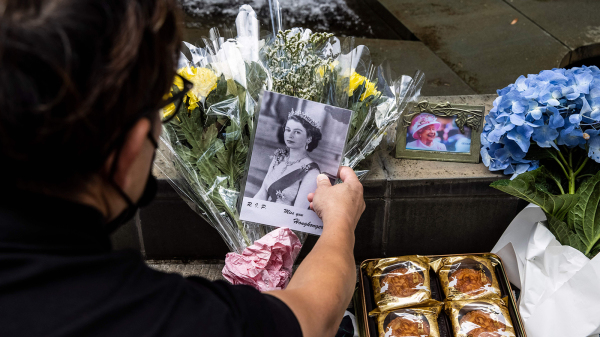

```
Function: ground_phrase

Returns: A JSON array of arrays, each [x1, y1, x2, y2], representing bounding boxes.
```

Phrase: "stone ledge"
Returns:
[[147, 260, 227, 281]]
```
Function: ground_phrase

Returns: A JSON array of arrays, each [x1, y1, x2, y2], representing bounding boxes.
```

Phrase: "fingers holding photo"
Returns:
[[310, 167, 365, 230]]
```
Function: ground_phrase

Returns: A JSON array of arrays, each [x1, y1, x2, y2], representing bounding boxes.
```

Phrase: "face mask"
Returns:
[[104, 126, 159, 235]]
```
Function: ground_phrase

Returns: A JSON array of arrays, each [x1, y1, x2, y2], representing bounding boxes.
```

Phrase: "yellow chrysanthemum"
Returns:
[[348, 72, 380, 101], [162, 103, 177, 119], [316, 61, 339, 78], [177, 66, 218, 110], [361, 77, 379, 101], [161, 92, 176, 119]]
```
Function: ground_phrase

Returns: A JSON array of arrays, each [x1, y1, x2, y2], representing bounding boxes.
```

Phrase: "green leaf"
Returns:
[[490, 166, 579, 219], [348, 101, 369, 141], [590, 240, 600, 258], [196, 140, 224, 188], [570, 170, 600, 257], [173, 142, 197, 167], [177, 108, 209, 156], [245, 61, 268, 101], [198, 123, 219, 154], [205, 75, 230, 106], [214, 123, 247, 189], [546, 213, 587, 253]]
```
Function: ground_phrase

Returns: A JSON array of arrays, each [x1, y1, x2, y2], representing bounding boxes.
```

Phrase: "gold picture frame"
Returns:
[[395, 101, 485, 163]]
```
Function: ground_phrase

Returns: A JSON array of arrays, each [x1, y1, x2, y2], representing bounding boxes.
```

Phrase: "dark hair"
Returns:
[[0, 0, 182, 191], [281, 115, 322, 152]]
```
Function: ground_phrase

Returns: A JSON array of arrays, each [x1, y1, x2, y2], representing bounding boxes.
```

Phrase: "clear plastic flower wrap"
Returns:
[[156, 6, 272, 253], [261, 28, 425, 179], [155, 4, 425, 289], [337, 46, 424, 178]]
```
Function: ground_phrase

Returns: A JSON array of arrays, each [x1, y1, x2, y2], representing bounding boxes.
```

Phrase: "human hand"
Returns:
[[307, 166, 365, 232]]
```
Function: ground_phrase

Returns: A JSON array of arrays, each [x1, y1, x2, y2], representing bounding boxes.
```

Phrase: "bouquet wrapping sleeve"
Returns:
[[156, 7, 272, 254], [492, 204, 600, 337], [336, 46, 424, 178], [261, 29, 424, 179]]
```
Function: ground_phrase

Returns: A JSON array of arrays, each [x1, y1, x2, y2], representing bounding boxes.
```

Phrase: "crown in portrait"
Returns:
[[288, 109, 322, 130]]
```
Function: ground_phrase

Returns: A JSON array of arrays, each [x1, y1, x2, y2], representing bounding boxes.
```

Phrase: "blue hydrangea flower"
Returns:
[[481, 66, 600, 177], [507, 125, 533, 152], [586, 129, 600, 162], [589, 134, 600, 162], [532, 124, 559, 149], [558, 126, 585, 147]]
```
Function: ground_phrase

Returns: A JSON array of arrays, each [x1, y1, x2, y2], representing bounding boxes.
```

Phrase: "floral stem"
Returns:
[[574, 157, 590, 178], [550, 151, 570, 181], [550, 174, 566, 194], [566, 149, 578, 194], [224, 203, 251, 247], [569, 172, 576, 194], [569, 149, 573, 168], [575, 153, 584, 170], [557, 149, 570, 168], [236, 219, 251, 247], [552, 148, 577, 194]]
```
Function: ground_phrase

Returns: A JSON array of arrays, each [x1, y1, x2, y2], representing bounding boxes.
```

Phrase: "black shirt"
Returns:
[[0, 189, 302, 337]]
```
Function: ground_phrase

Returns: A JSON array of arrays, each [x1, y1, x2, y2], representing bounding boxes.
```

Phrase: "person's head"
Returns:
[[415, 124, 438, 143], [0, 0, 182, 219], [410, 113, 440, 144], [283, 115, 322, 152]]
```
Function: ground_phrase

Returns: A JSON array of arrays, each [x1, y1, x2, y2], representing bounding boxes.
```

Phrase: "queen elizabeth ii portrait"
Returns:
[[240, 91, 352, 233], [252, 109, 322, 209], [406, 113, 447, 152]]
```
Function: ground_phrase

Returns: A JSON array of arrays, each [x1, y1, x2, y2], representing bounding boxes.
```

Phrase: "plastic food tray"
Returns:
[[354, 253, 527, 337]]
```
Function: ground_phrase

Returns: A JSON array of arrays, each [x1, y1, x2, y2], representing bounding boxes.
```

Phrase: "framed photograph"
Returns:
[[395, 101, 484, 163], [239, 91, 353, 235]]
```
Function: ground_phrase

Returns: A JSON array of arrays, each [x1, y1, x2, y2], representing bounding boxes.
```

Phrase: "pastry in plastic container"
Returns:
[[364, 255, 432, 313], [445, 297, 516, 337], [377, 302, 442, 337], [431, 255, 501, 301]]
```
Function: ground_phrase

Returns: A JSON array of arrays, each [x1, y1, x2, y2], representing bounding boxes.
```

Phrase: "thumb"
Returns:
[[316, 174, 331, 188]]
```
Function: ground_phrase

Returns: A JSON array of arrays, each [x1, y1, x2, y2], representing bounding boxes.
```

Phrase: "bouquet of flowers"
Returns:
[[156, 6, 270, 253], [156, 5, 423, 290], [262, 29, 423, 174], [481, 66, 600, 258], [483, 67, 600, 337]]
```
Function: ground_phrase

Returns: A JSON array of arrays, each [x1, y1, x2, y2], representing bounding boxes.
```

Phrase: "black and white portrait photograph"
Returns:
[[239, 91, 352, 235]]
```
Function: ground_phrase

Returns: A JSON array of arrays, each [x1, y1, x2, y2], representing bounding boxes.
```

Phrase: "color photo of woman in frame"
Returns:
[[240, 91, 352, 235], [406, 113, 472, 153]]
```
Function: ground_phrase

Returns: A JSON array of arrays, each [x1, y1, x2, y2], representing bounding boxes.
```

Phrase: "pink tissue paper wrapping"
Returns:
[[222, 227, 302, 291]]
